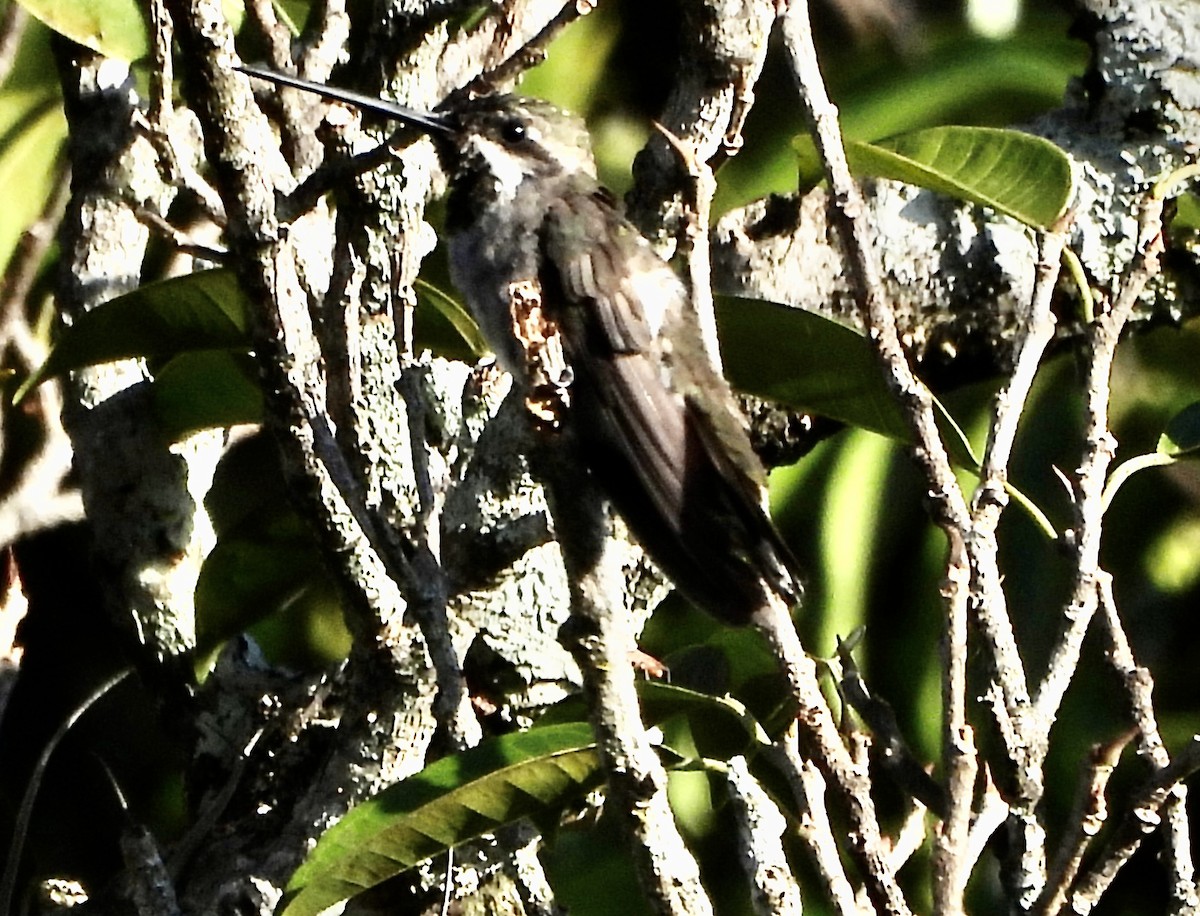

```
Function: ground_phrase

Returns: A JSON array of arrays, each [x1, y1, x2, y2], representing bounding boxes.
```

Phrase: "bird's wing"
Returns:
[[538, 186, 690, 529], [538, 184, 800, 621]]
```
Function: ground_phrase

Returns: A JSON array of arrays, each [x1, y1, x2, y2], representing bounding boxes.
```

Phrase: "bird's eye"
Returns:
[[499, 118, 527, 145]]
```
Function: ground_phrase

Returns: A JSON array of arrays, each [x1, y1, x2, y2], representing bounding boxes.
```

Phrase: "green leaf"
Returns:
[[0, 96, 65, 278], [713, 31, 1085, 217], [17, 269, 488, 404], [539, 677, 778, 763], [1102, 400, 1200, 513], [517, 4, 619, 115], [16, 0, 149, 62], [719, 297, 906, 440], [14, 268, 251, 403], [637, 681, 772, 763], [415, 278, 488, 357], [1173, 193, 1200, 233], [194, 533, 319, 655], [194, 504, 323, 653], [152, 350, 263, 441], [717, 295, 979, 469], [194, 437, 355, 668], [1158, 402, 1200, 458], [280, 723, 602, 916], [715, 296, 1076, 534], [796, 126, 1075, 229]]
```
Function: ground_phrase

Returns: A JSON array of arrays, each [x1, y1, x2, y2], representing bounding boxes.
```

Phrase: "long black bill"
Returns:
[[237, 64, 451, 135]]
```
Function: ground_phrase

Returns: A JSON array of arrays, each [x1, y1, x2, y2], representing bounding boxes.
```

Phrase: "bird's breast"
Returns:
[[446, 190, 550, 376]]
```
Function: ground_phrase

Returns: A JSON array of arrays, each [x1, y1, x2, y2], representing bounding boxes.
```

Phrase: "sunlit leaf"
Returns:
[[795, 126, 1075, 229], [16, 0, 149, 62], [1173, 193, 1200, 233], [517, 4, 619, 114], [279, 682, 768, 916], [715, 32, 1084, 217], [192, 464, 350, 672], [279, 723, 602, 916], [1100, 402, 1200, 513], [719, 297, 903, 438], [637, 681, 772, 763], [17, 268, 489, 404], [0, 97, 65, 277]]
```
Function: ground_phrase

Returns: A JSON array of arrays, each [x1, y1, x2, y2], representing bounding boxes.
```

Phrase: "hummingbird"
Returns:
[[238, 65, 802, 626]]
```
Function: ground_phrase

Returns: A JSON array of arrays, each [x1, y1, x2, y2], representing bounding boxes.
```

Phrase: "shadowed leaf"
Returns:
[[13, 269, 249, 403], [717, 295, 980, 470], [279, 723, 602, 916], [153, 350, 262, 441], [1158, 402, 1200, 457]]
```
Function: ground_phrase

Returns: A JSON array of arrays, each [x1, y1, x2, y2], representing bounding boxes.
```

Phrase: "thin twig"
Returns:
[[782, 3, 971, 909], [1035, 196, 1163, 724], [960, 227, 1071, 744], [755, 601, 912, 914], [1067, 736, 1200, 911], [445, 0, 593, 100], [959, 220, 1069, 910], [299, 0, 351, 76], [147, 0, 174, 130], [726, 756, 803, 915], [1095, 573, 1198, 913], [765, 725, 860, 915], [0, 169, 71, 333], [245, 0, 330, 169], [1031, 193, 1175, 912], [779, 0, 969, 535], [650, 122, 721, 373], [977, 221, 1069, 486], [133, 206, 228, 262], [0, 668, 134, 915], [965, 769, 1009, 868], [396, 354, 479, 749], [541, 446, 714, 916], [1037, 727, 1135, 916], [840, 649, 946, 817], [246, 0, 294, 69], [0, 170, 83, 547], [934, 529, 975, 914]]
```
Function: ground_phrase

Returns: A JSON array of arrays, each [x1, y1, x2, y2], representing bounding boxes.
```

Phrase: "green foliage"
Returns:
[[16, 268, 485, 437], [152, 349, 262, 439], [194, 503, 328, 660], [13, 269, 250, 403], [0, 99, 62, 274], [717, 295, 981, 471], [280, 723, 603, 916], [281, 682, 790, 916], [198, 434, 352, 670], [1157, 401, 1200, 457], [413, 277, 488, 357], [1174, 192, 1200, 232], [1102, 401, 1200, 513], [712, 22, 1086, 215], [15, 0, 148, 62], [796, 126, 1075, 229]]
